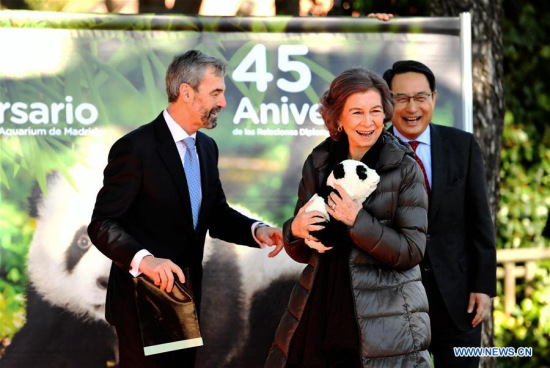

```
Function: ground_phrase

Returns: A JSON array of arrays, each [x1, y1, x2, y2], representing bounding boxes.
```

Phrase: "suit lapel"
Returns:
[[428, 124, 447, 224], [154, 115, 195, 232]]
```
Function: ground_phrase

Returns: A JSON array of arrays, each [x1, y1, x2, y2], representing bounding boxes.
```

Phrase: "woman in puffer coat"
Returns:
[[265, 68, 431, 368]]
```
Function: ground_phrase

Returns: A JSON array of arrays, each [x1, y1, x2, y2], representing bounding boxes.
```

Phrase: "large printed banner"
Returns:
[[0, 12, 470, 367]]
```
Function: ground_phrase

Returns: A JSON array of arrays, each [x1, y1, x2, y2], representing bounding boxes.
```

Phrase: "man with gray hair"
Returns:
[[89, 50, 284, 368]]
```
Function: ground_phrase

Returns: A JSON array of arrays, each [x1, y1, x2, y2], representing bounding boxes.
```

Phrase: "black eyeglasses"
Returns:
[[394, 92, 433, 105]]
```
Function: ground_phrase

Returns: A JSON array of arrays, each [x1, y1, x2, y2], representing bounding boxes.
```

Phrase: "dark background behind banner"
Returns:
[[0, 13, 469, 367]]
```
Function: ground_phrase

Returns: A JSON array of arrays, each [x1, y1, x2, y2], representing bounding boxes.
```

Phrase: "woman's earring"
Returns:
[[337, 126, 343, 133]]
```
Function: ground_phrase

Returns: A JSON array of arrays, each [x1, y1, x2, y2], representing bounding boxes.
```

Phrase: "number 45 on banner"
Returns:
[[232, 44, 311, 93]]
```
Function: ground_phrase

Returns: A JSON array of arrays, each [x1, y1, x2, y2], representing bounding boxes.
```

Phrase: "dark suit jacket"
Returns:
[[88, 112, 259, 327], [391, 123, 497, 331]]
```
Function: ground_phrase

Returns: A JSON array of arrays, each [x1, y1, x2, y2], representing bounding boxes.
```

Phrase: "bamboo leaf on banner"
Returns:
[[63, 57, 83, 104], [0, 138, 21, 164], [24, 137, 47, 195], [196, 43, 229, 65], [105, 35, 139, 67], [41, 135, 73, 151], [148, 50, 170, 79], [13, 163, 21, 178], [304, 85, 320, 106], [199, 34, 226, 52], [42, 75, 66, 102], [36, 137, 78, 191], [0, 164, 9, 190], [297, 55, 334, 84], [280, 54, 330, 104], [57, 164, 77, 192], [12, 80, 64, 107], [80, 49, 143, 100], [79, 59, 110, 125], [138, 53, 159, 111]]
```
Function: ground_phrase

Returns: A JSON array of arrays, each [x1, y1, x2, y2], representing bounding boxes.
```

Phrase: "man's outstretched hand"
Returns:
[[256, 226, 284, 258]]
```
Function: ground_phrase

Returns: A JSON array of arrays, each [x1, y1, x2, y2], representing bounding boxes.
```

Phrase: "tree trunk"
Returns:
[[430, 1, 504, 367]]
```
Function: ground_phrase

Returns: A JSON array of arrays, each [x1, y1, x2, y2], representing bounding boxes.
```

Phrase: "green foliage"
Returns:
[[494, 261, 550, 367], [498, 0, 550, 249], [0, 201, 33, 337], [0, 281, 26, 337], [0, 139, 37, 338], [496, 1, 550, 366], [498, 112, 550, 249]]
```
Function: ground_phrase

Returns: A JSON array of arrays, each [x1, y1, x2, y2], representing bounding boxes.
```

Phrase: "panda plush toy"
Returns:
[[305, 159, 380, 248]]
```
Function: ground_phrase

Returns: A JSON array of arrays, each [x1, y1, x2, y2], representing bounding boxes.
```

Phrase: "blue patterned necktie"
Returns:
[[182, 137, 201, 229]]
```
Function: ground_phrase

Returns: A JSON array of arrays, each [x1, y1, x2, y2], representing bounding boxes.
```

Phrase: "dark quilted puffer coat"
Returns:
[[266, 132, 431, 368]]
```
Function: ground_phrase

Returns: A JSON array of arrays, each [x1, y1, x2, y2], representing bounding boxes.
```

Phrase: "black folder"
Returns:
[[133, 270, 203, 356]]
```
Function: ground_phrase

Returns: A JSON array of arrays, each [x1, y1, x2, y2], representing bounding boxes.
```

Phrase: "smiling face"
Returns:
[[190, 66, 227, 130], [390, 72, 437, 140], [339, 90, 385, 160]]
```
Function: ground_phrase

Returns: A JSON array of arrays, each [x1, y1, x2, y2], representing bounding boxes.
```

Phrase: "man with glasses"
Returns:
[[383, 60, 497, 368]]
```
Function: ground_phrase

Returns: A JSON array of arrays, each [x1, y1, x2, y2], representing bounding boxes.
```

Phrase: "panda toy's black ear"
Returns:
[[356, 165, 368, 181], [28, 181, 44, 219], [333, 163, 345, 180], [27, 172, 59, 219]]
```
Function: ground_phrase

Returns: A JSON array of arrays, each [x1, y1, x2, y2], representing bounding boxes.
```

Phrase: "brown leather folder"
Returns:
[[133, 270, 203, 356]]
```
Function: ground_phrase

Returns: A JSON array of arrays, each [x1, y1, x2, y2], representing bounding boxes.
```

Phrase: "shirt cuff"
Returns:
[[129, 249, 153, 277], [252, 221, 269, 249]]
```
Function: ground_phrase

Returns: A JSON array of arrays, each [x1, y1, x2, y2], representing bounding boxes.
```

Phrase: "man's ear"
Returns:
[[179, 83, 194, 102], [431, 89, 438, 107]]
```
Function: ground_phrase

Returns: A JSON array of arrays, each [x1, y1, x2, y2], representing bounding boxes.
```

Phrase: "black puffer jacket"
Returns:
[[266, 132, 431, 368]]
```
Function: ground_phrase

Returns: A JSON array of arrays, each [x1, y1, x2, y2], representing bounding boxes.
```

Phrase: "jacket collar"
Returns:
[[376, 131, 414, 172]]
